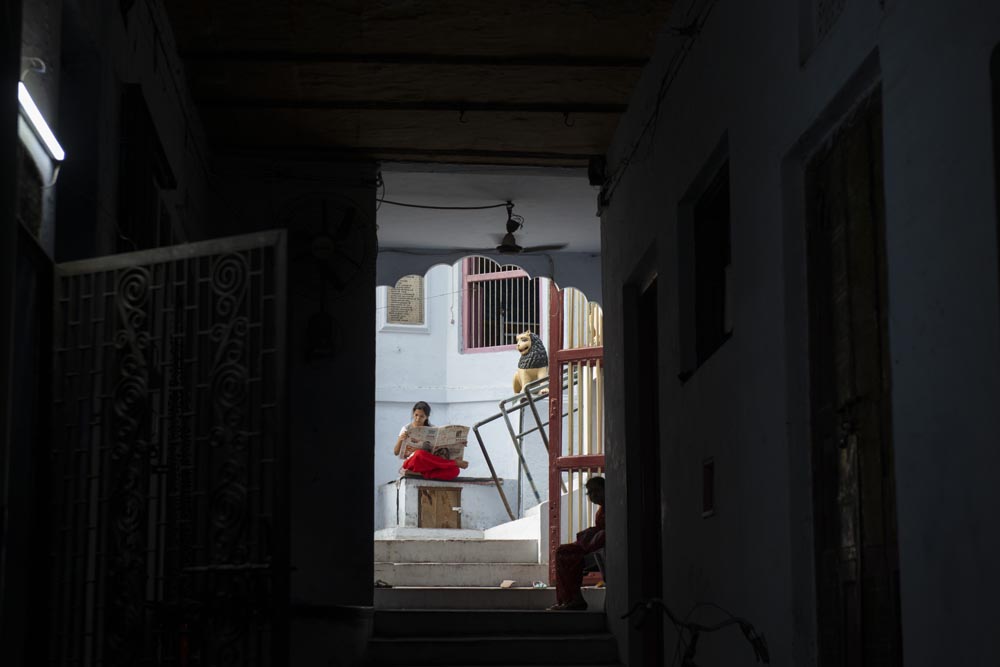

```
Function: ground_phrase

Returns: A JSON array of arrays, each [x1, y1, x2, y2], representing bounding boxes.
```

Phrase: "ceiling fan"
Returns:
[[491, 201, 567, 255]]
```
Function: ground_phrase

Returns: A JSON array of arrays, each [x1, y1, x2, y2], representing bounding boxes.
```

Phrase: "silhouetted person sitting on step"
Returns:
[[548, 476, 605, 611]]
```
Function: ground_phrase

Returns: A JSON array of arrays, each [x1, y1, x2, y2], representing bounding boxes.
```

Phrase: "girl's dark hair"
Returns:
[[412, 401, 432, 426]]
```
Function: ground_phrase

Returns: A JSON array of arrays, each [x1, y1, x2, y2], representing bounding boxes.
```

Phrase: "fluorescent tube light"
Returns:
[[18, 81, 65, 161]]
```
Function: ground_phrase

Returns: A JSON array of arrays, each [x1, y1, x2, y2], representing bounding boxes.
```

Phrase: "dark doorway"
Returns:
[[625, 275, 664, 665], [805, 88, 903, 667]]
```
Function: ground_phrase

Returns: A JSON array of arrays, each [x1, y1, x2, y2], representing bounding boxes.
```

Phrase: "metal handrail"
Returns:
[[471, 369, 577, 521], [498, 377, 571, 509]]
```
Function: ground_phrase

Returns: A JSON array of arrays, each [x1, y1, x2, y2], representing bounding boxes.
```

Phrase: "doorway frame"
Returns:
[[621, 243, 664, 666], [781, 49, 898, 666]]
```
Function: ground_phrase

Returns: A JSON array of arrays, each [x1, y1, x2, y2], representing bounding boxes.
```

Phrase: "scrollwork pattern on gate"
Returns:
[[208, 253, 253, 661], [210, 254, 250, 453], [107, 266, 152, 661], [51, 236, 283, 666]]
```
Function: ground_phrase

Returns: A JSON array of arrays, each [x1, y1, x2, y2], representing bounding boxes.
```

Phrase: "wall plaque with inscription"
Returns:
[[387, 275, 425, 325]]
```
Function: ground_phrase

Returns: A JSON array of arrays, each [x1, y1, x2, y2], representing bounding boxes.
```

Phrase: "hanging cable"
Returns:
[[375, 172, 386, 211], [378, 199, 509, 211], [375, 170, 512, 212], [600, 0, 719, 209]]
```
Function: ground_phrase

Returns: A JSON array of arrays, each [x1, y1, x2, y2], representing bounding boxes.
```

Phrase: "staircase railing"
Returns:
[[468, 281, 606, 577], [547, 282, 605, 582], [470, 371, 573, 521]]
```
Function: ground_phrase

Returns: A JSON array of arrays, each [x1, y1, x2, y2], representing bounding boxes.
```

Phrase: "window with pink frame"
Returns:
[[462, 257, 540, 352]]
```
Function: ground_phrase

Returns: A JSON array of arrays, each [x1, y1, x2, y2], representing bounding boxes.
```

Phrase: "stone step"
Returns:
[[375, 527, 485, 540], [365, 634, 619, 666], [374, 562, 548, 587], [373, 609, 606, 637], [374, 539, 538, 564], [374, 586, 606, 611]]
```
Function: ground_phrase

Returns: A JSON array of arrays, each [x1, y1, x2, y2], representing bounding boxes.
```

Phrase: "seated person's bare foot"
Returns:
[[456, 459, 469, 469], [547, 597, 587, 611]]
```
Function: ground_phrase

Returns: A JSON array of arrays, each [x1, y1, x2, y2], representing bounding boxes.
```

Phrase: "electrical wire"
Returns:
[[601, 0, 719, 208], [375, 171, 512, 211], [622, 597, 770, 665], [682, 0, 702, 24], [375, 172, 386, 211], [378, 199, 509, 211]]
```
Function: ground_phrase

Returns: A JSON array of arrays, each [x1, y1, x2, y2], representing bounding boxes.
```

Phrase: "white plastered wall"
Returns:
[[599, 1, 1000, 665]]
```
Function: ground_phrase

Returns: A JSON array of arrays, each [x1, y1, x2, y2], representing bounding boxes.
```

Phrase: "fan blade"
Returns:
[[330, 245, 363, 268], [381, 246, 496, 255], [334, 207, 357, 239], [520, 243, 569, 253], [318, 262, 346, 291]]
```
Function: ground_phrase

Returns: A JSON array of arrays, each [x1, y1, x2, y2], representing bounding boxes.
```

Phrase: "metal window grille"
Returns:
[[462, 256, 540, 351]]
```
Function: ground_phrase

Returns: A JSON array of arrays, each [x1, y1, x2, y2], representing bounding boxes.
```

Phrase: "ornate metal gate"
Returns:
[[48, 231, 287, 665]]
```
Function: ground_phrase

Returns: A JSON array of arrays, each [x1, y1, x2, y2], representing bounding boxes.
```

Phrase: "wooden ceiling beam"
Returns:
[[195, 99, 627, 113], [180, 51, 650, 68], [185, 61, 641, 107], [164, 0, 674, 58], [212, 144, 596, 167], [199, 108, 618, 153], [217, 145, 597, 160]]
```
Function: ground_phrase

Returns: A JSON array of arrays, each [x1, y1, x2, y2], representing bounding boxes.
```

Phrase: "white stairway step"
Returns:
[[375, 527, 485, 540], [373, 609, 606, 637], [374, 587, 606, 611], [366, 634, 619, 666], [374, 562, 548, 587], [374, 539, 537, 564]]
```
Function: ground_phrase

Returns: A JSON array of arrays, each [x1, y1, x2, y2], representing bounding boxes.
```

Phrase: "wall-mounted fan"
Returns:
[[282, 193, 375, 361], [492, 201, 567, 254], [283, 193, 374, 301]]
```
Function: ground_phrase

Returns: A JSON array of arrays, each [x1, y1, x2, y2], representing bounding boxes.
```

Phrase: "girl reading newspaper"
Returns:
[[393, 401, 469, 481]]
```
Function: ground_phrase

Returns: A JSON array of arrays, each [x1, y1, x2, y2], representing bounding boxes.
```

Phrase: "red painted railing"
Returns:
[[547, 281, 605, 582]]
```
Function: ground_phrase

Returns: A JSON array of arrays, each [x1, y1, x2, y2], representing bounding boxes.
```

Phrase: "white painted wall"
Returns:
[[378, 250, 602, 305], [374, 262, 556, 526], [600, 1, 1000, 665], [376, 477, 519, 531]]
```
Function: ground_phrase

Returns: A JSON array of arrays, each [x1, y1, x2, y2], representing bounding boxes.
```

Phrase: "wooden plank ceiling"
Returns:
[[164, 1, 674, 167]]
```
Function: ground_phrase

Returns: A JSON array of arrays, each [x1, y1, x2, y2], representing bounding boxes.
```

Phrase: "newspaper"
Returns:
[[401, 425, 469, 461]]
